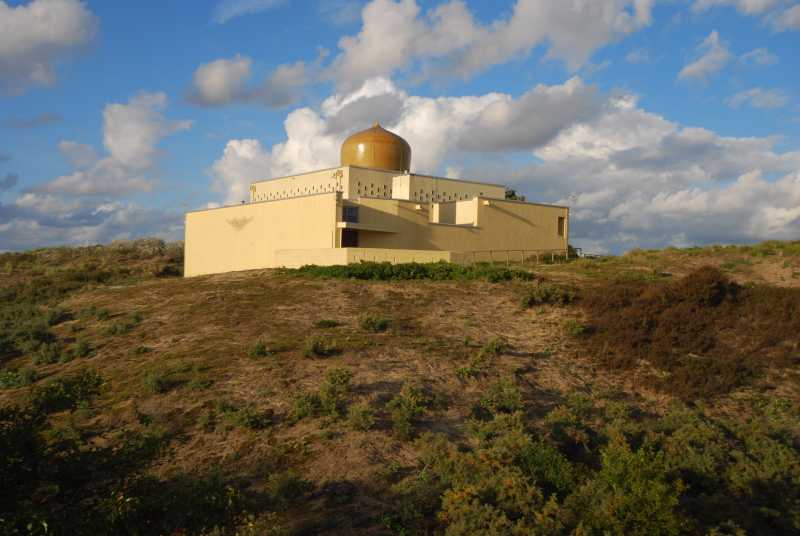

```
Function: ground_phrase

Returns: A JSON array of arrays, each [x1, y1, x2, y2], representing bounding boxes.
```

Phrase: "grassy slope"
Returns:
[[1, 239, 799, 534]]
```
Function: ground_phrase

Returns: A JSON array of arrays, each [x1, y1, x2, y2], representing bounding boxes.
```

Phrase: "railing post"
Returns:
[[506, 251, 509, 266]]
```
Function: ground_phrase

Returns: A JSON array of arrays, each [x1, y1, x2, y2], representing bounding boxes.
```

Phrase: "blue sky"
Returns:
[[0, 0, 798, 253]]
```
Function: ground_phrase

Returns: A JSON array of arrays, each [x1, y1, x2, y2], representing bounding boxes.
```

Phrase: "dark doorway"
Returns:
[[342, 228, 359, 247]]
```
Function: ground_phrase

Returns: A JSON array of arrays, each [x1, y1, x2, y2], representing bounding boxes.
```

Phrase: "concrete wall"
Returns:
[[275, 248, 455, 268], [250, 168, 346, 202], [353, 197, 568, 253], [185, 193, 337, 276]]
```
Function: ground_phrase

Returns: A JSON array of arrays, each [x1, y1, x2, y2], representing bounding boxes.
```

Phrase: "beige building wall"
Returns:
[[185, 193, 337, 277], [352, 197, 568, 253], [249, 165, 507, 204], [249, 168, 346, 202]]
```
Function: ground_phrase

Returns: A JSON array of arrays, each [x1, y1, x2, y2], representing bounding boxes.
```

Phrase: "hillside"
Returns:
[[1, 239, 799, 535]]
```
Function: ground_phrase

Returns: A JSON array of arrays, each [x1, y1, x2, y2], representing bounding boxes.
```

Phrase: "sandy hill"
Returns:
[[1, 239, 799, 535]]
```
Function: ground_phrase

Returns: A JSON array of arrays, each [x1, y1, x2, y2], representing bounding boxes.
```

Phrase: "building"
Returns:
[[184, 123, 569, 277]]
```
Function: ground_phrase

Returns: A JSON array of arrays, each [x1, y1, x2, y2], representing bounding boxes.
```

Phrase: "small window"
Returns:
[[343, 206, 359, 223], [558, 216, 565, 237]]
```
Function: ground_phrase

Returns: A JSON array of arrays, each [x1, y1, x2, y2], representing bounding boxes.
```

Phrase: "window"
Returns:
[[343, 206, 359, 223], [558, 216, 565, 237]]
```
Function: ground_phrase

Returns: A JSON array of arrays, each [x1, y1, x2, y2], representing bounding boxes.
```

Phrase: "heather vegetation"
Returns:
[[0, 239, 798, 534]]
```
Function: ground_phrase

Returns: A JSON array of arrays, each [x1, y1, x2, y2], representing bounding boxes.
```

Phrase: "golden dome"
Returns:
[[340, 122, 411, 172]]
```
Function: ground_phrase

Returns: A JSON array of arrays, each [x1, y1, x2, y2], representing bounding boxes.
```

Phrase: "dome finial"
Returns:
[[372, 121, 380, 128]]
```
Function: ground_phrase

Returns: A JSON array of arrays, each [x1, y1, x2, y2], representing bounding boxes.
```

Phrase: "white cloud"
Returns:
[[210, 76, 602, 203], [188, 55, 313, 108], [40, 92, 191, 196], [740, 47, 779, 65], [725, 87, 790, 109], [678, 30, 732, 81], [58, 140, 99, 169], [692, 0, 779, 14], [188, 55, 252, 105], [212, 0, 284, 24], [329, 0, 653, 89], [0, 199, 183, 250], [772, 4, 800, 30], [0, 0, 98, 95]]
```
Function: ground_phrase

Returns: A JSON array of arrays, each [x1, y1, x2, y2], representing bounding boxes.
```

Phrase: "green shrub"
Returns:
[[267, 470, 311, 511], [313, 319, 341, 328], [521, 282, 577, 308], [290, 261, 535, 282], [0, 366, 38, 389], [564, 435, 686, 535], [564, 319, 586, 337], [456, 338, 508, 379], [30, 369, 102, 413], [292, 392, 322, 420], [215, 401, 273, 430], [33, 342, 62, 365], [303, 335, 341, 358], [480, 377, 524, 414], [320, 367, 353, 418], [251, 341, 270, 358], [348, 403, 376, 431], [143, 369, 174, 394], [360, 314, 391, 332], [96, 308, 110, 320], [387, 383, 431, 440]]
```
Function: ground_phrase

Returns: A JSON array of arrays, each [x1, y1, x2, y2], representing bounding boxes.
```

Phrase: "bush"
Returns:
[[215, 401, 273, 430], [30, 369, 102, 413], [320, 367, 353, 418], [292, 392, 322, 420], [143, 369, 174, 394], [387, 383, 431, 440], [480, 377, 524, 414], [251, 341, 270, 358], [291, 261, 535, 282], [303, 335, 341, 358], [521, 282, 577, 308], [267, 470, 311, 511], [579, 266, 800, 399], [564, 319, 586, 337], [348, 403, 376, 431], [0, 366, 38, 389], [33, 342, 62, 365], [564, 435, 686, 535], [360, 314, 391, 332]]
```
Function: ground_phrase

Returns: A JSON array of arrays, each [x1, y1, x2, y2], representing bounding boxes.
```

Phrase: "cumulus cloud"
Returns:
[[188, 55, 314, 108], [39, 92, 191, 196], [692, 0, 779, 14], [0, 0, 98, 95], [210, 76, 603, 203], [329, 0, 653, 89], [458, 78, 600, 152], [212, 77, 800, 252], [58, 140, 99, 169], [772, 4, 800, 30], [740, 47, 779, 65], [678, 30, 732, 81], [212, 0, 284, 24], [188, 55, 252, 105], [0, 197, 183, 250], [725, 87, 789, 109], [4, 112, 62, 128]]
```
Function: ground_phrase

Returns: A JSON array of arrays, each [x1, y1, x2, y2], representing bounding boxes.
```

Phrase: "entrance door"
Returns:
[[341, 228, 359, 247]]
